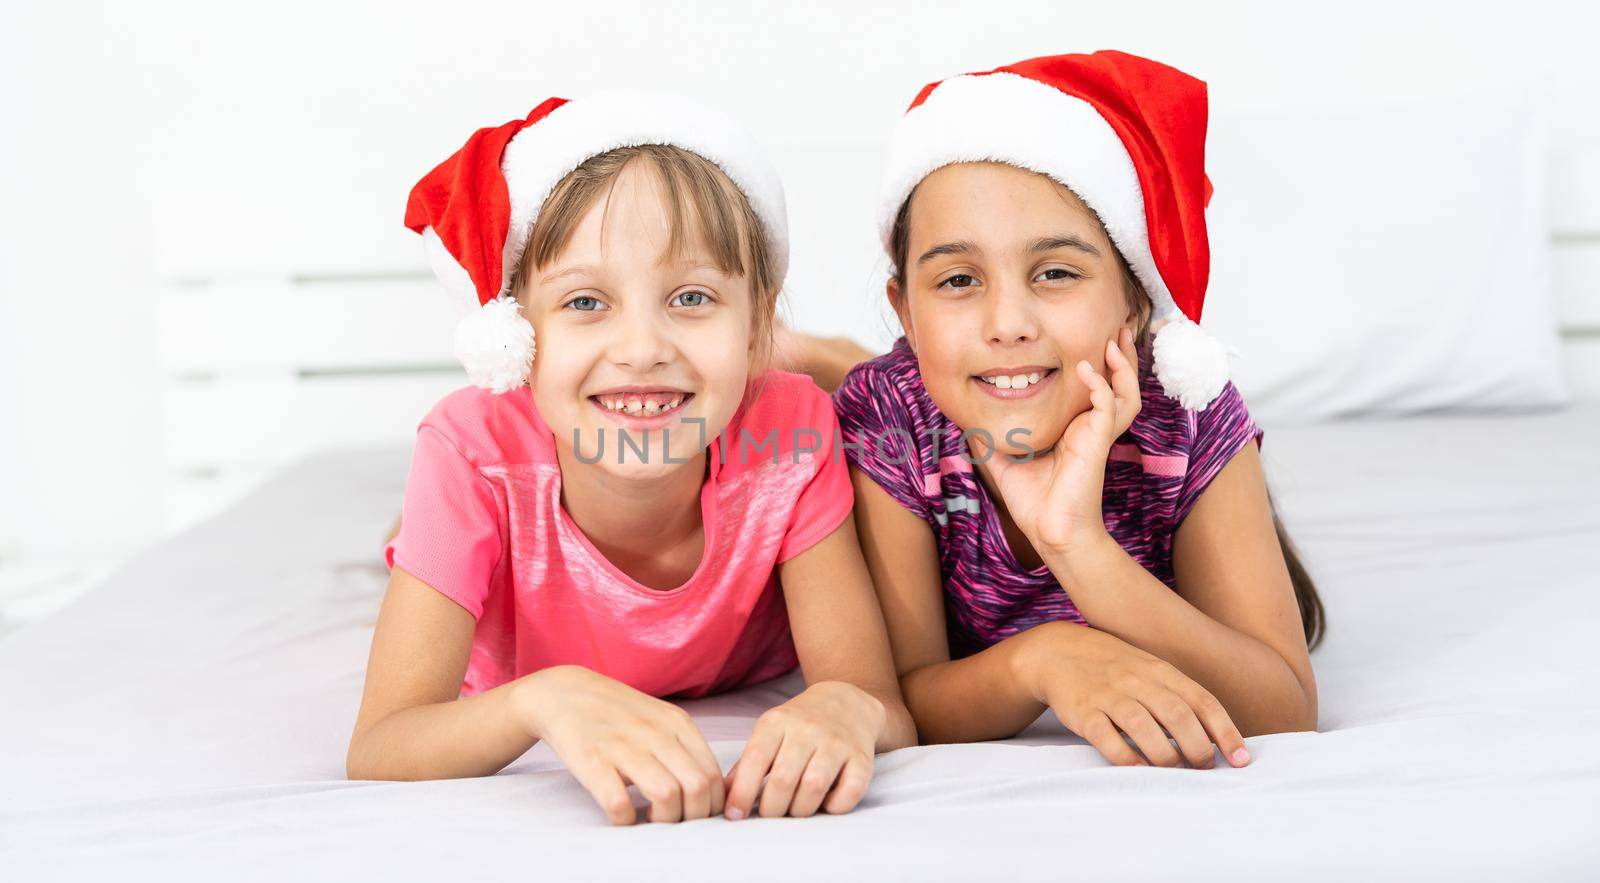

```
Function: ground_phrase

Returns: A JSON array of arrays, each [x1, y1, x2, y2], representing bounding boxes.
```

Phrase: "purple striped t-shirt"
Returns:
[[832, 335, 1265, 658]]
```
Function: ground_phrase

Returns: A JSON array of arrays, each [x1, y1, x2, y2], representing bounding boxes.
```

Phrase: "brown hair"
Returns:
[[887, 185, 1325, 650], [507, 143, 781, 374]]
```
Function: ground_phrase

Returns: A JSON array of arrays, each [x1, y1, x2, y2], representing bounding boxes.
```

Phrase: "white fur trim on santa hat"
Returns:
[[420, 226, 484, 315], [880, 72, 1173, 316], [878, 71, 1232, 410], [453, 295, 535, 395], [497, 89, 790, 299]]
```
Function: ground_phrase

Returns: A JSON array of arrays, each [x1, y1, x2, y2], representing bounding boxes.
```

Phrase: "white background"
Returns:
[[2, 0, 1598, 603]]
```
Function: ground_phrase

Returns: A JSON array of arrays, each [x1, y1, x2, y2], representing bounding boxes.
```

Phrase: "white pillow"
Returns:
[[1201, 99, 1567, 424]]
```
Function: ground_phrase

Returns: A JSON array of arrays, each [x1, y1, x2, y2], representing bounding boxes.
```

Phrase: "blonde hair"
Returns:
[[508, 143, 781, 373]]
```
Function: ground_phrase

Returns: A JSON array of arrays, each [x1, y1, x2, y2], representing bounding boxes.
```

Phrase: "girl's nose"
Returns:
[[609, 305, 674, 371], [982, 278, 1040, 347]]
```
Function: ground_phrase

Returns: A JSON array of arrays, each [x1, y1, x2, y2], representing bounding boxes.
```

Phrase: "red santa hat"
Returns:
[[404, 90, 789, 394], [878, 50, 1232, 410]]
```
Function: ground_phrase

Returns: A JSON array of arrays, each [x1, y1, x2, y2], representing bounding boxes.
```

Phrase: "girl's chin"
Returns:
[[567, 430, 706, 470], [589, 457, 702, 482], [961, 419, 1065, 457]]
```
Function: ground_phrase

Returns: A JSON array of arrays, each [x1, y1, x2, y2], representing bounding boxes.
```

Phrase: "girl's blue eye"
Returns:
[[672, 290, 710, 307], [940, 274, 977, 290], [567, 296, 603, 311]]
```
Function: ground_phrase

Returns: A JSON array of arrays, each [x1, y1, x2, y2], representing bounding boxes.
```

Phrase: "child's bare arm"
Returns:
[[1048, 443, 1319, 736], [346, 566, 541, 781], [349, 566, 725, 825], [847, 467, 1045, 743], [774, 325, 876, 393], [778, 518, 918, 754], [722, 518, 916, 819], [850, 467, 1250, 767], [970, 330, 1314, 738]]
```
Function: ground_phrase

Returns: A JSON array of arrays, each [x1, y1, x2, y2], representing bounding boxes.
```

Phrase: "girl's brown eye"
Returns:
[[1037, 268, 1081, 282], [941, 274, 976, 289]]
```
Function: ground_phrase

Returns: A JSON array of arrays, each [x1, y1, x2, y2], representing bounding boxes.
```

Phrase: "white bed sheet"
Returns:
[[3, 405, 1599, 880]]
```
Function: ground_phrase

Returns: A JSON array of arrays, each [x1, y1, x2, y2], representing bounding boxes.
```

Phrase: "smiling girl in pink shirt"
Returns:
[[346, 91, 915, 825]]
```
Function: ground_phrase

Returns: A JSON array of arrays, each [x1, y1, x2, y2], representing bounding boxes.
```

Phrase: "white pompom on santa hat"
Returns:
[[877, 50, 1233, 411], [404, 91, 790, 394]]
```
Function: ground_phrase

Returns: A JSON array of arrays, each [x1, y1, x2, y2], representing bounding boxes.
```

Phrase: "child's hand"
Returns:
[[518, 665, 725, 825], [722, 681, 885, 819], [969, 327, 1142, 557], [1016, 621, 1251, 769]]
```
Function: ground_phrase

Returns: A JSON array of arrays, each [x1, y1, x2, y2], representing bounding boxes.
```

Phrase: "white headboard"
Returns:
[[155, 127, 1600, 533], [158, 273, 462, 529], [1552, 146, 1600, 392]]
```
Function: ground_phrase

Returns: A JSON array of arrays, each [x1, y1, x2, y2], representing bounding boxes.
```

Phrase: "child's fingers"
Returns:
[[1078, 359, 1114, 404], [673, 723, 727, 816], [787, 750, 846, 818], [616, 750, 684, 823], [1166, 678, 1251, 767], [652, 738, 717, 821], [1077, 360, 1116, 432], [1139, 691, 1215, 769], [1114, 326, 1139, 377], [1072, 710, 1146, 767], [821, 754, 874, 814], [756, 738, 816, 819], [1105, 334, 1128, 373], [1105, 335, 1143, 424], [1105, 701, 1183, 768], [565, 753, 637, 826], [723, 723, 781, 820]]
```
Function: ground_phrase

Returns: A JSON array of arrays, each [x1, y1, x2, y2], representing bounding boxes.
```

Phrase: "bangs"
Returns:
[[519, 144, 774, 297]]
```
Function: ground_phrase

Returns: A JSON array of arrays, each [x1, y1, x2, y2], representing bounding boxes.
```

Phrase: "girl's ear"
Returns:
[[887, 277, 917, 353], [1125, 298, 1152, 344]]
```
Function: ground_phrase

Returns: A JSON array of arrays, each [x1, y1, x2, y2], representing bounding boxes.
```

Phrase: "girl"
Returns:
[[832, 51, 1323, 768], [347, 91, 915, 824]]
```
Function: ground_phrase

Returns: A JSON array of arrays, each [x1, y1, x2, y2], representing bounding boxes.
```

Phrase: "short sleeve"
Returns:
[[776, 385, 855, 563], [1173, 380, 1266, 527], [383, 425, 503, 619], [832, 362, 933, 523]]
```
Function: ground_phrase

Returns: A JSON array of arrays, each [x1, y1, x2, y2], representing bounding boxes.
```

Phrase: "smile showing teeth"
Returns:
[[593, 391, 689, 416], [978, 371, 1045, 390]]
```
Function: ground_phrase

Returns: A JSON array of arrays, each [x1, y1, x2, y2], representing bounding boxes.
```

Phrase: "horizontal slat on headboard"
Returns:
[[159, 276, 456, 375], [1553, 240, 1600, 329], [164, 372, 464, 474], [1549, 146, 1600, 235], [1560, 338, 1600, 398], [156, 275, 471, 527], [1551, 144, 1600, 398]]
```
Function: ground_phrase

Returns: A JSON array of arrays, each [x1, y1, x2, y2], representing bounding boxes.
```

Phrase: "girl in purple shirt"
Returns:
[[829, 51, 1323, 769]]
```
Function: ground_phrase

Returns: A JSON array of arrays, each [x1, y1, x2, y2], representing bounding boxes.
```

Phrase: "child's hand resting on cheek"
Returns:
[[518, 665, 725, 826], [722, 681, 886, 820], [969, 327, 1143, 558]]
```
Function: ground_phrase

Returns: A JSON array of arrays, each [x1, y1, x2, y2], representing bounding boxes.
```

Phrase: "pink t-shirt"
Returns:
[[383, 370, 854, 699]]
